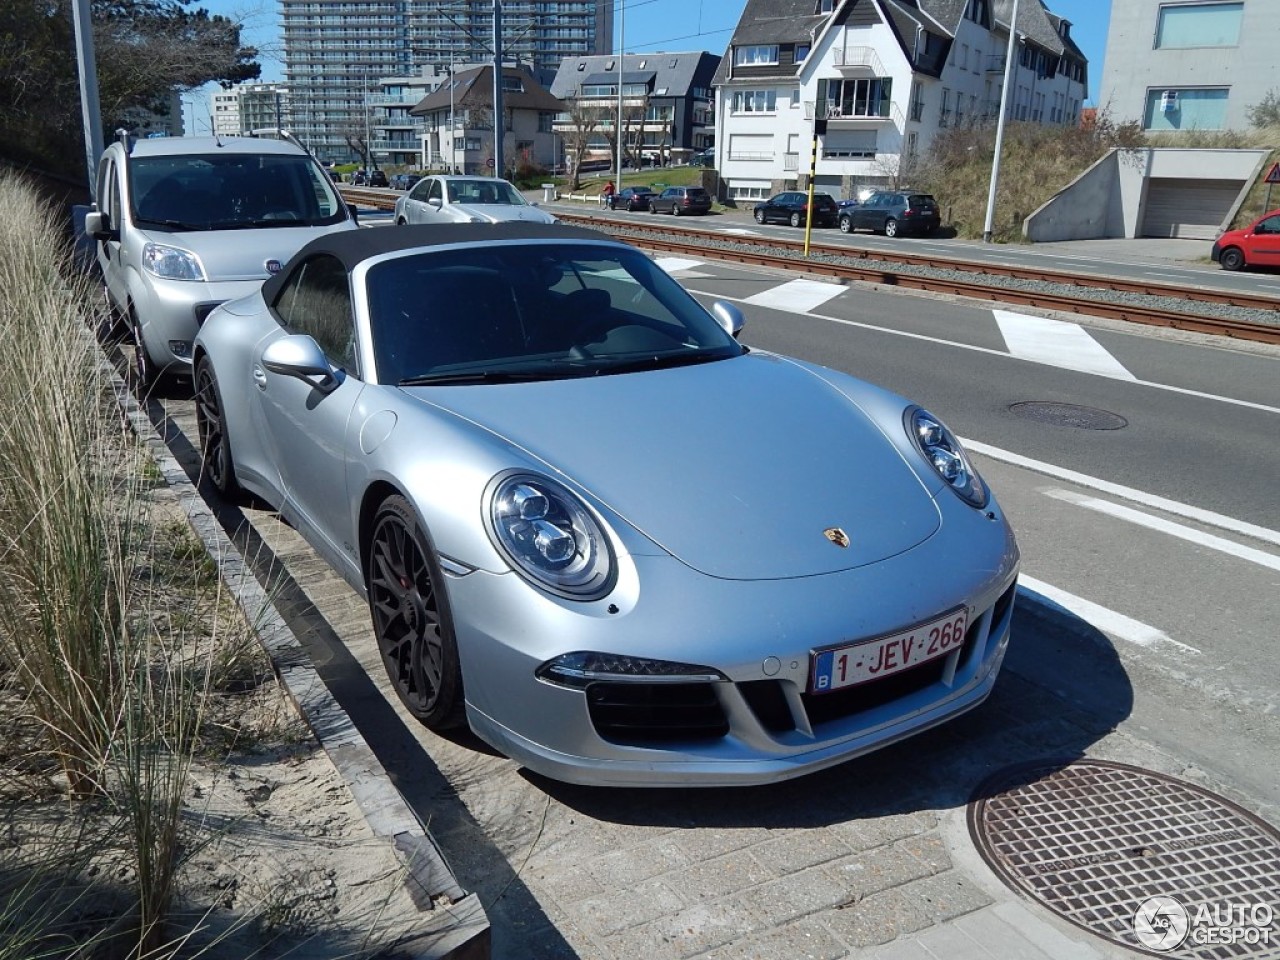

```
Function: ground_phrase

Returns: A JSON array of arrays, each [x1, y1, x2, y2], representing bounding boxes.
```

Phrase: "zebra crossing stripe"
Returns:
[[654, 257, 704, 274], [994, 310, 1136, 380], [744, 278, 844, 313]]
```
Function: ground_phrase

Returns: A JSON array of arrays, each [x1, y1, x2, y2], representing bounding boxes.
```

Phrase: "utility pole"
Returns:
[[615, 0, 624, 188], [71, 0, 103, 198], [982, 0, 1020, 243], [492, 0, 503, 178]]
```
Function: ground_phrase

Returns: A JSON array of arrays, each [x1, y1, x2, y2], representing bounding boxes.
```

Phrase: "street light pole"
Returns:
[[71, 0, 103, 199], [615, 0, 624, 188], [982, 0, 1019, 243], [492, 0, 504, 177]]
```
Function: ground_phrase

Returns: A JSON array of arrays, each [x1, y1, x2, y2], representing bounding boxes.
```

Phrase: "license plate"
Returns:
[[810, 608, 969, 695]]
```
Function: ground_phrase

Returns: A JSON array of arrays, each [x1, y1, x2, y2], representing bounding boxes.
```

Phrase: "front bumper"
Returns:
[[1210, 242, 1222, 263], [449, 500, 1020, 787], [136, 276, 264, 369]]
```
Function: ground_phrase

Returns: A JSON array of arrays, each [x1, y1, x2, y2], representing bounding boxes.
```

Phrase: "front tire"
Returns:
[[789, 212, 802, 228], [754, 209, 766, 224], [194, 358, 240, 498], [1219, 247, 1246, 271], [367, 495, 465, 730], [672, 204, 681, 216], [395, 216, 407, 225], [127, 309, 156, 392], [884, 218, 899, 238], [839, 217, 853, 234]]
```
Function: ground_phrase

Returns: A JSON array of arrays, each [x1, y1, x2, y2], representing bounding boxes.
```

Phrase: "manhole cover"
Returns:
[[1009, 401, 1128, 430], [969, 760, 1280, 958]]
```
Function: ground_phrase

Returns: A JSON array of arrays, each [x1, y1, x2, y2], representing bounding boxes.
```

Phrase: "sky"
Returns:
[[188, 0, 1113, 126]]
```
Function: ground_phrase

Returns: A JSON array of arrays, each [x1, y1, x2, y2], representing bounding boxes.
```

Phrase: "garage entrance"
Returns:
[[1141, 178, 1240, 239]]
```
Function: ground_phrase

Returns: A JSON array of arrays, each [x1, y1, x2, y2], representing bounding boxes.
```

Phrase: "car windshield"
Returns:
[[446, 179, 527, 206], [366, 243, 744, 385], [129, 153, 345, 230]]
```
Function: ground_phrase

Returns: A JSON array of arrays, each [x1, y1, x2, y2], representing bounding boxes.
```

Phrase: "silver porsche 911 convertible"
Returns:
[[192, 223, 1019, 787]]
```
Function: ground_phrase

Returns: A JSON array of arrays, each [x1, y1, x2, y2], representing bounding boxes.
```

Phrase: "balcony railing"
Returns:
[[727, 151, 773, 162], [783, 152, 799, 171], [832, 46, 886, 75]]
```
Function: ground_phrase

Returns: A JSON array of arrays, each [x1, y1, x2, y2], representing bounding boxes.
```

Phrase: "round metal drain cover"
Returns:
[[1009, 401, 1128, 430], [969, 760, 1280, 958]]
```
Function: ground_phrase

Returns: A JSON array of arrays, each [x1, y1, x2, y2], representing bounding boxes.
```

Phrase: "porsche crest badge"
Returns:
[[823, 527, 850, 548]]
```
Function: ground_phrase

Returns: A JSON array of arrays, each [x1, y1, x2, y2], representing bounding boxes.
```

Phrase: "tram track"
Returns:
[[340, 188, 1280, 346]]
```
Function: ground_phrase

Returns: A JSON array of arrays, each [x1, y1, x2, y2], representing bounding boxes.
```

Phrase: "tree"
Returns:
[[558, 92, 601, 189], [0, 0, 260, 181]]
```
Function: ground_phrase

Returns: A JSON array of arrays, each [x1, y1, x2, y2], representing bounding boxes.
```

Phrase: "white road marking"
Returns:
[[744, 278, 844, 313], [994, 309, 1136, 380], [962, 439, 1280, 548], [1043, 488, 1280, 573], [719, 228, 760, 236], [686, 287, 1280, 415], [1017, 575, 1201, 655], [654, 257, 704, 274]]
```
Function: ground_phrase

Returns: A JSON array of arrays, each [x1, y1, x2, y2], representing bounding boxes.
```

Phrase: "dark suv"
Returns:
[[650, 186, 712, 216], [839, 190, 940, 237], [368, 168, 389, 188], [754, 191, 838, 228]]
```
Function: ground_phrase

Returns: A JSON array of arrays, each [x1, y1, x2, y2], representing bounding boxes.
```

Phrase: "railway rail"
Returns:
[[339, 187, 1280, 346]]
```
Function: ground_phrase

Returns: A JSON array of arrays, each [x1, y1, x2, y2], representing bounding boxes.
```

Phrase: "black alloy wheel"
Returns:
[[1219, 247, 1246, 271], [194, 359, 239, 498], [671, 203, 681, 216], [367, 495, 465, 730]]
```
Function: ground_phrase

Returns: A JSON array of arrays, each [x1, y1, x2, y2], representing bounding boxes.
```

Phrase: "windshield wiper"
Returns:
[[211, 218, 311, 230], [137, 217, 207, 230], [398, 369, 556, 386], [595, 352, 727, 376]]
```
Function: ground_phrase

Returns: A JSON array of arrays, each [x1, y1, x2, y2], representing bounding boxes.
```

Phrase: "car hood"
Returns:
[[140, 222, 354, 282], [451, 203, 556, 224], [407, 353, 941, 580]]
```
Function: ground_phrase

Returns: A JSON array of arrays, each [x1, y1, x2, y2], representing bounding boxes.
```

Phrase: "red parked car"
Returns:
[[1212, 208, 1280, 271]]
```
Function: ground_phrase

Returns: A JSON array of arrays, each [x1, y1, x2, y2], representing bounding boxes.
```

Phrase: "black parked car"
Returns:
[[367, 169, 389, 188], [615, 187, 657, 211], [839, 190, 940, 237], [390, 173, 423, 191], [754, 191, 839, 228], [649, 186, 712, 216]]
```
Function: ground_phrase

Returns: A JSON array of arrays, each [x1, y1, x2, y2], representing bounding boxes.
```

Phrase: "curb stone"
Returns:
[[102, 352, 491, 960]]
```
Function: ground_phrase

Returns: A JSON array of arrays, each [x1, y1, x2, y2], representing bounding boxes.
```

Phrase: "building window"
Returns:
[[502, 75, 524, 92], [965, 0, 989, 24], [1143, 87, 1229, 130], [795, 44, 811, 63], [791, 89, 801, 108], [818, 77, 893, 118], [727, 133, 773, 161], [731, 89, 778, 113], [816, 0, 834, 13], [733, 45, 779, 67], [729, 182, 771, 200], [1155, 2, 1243, 49]]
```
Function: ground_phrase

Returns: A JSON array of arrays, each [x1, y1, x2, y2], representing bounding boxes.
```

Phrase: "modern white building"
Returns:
[[1099, 1, 1280, 133], [211, 90, 240, 137], [714, 0, 1088, 203], [370, 68, 446, 169]]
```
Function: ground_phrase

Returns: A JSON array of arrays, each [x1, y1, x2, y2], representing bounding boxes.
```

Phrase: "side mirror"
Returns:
[[711, 301, 745, 340], [84, 210, 117, 242], [261, 335, 340, 393], [428, 198, 443, 209]]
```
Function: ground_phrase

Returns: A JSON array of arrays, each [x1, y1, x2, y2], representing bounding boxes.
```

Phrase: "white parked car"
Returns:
[[393, 175, 557, 226]]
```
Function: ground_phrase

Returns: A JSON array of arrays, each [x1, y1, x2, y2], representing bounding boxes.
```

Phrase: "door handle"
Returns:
[[252, 365, 267, 389]]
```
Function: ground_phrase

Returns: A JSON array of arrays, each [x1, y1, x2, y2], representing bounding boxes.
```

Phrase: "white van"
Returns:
[[84, 131, 359, 385]]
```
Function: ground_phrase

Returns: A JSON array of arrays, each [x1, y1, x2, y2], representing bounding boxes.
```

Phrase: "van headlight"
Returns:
[[487, 473, 615, 599], [142, 242, 206, 281]]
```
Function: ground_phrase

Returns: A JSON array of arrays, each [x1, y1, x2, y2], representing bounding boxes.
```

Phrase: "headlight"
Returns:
[[907, 407, 987, 508], [142, 242, 206, 281], [487, 473, 615, 599]]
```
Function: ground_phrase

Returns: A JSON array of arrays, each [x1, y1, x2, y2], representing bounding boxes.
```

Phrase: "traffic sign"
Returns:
[[486, 157, 495, 168], [1265, 162, 1280, 185]]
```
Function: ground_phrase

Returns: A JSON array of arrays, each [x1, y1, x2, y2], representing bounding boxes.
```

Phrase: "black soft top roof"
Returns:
[[262, 222, 611, 302]]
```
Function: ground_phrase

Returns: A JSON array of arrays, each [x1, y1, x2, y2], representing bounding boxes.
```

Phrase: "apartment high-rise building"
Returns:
[[282, 0, 612, 164]]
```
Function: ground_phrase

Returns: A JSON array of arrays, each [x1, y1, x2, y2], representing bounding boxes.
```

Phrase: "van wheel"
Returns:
[[1219, 247, 1246, 271], [128, 310, 156, 391]]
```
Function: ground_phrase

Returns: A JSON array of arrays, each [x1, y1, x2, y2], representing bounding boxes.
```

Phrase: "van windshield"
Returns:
[[129, 153, 346, 230]]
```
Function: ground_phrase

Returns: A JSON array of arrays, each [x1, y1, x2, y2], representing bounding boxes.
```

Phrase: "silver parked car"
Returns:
[[192, 223, 1019, 787], [393, 175, 557, 226], [84, 132, 359, 385]]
